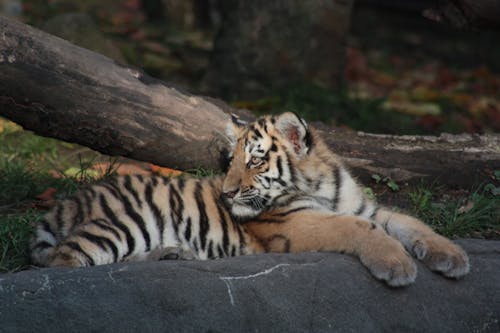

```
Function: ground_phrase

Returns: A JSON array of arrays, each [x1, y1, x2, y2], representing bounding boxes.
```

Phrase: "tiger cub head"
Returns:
[[222, 112, 313, 220]]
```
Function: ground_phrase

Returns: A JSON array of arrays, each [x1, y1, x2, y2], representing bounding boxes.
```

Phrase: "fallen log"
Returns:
[[0, 239, 499, 333], [0, 15, 499, 189]]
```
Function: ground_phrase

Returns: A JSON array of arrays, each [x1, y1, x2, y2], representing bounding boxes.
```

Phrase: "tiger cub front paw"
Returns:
[[360, 241, 417, 287], [412, 236, 470, 278]]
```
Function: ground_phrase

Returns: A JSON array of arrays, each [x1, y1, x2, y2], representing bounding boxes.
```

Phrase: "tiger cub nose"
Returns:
[[223, 189, 238, 199]]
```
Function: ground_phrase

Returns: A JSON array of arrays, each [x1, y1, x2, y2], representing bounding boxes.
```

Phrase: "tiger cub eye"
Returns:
[[251, 156, 262, 165]]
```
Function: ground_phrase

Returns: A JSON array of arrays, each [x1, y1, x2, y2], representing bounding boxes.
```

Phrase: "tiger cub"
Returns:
[[31, 112, 469, 287], [223, 112, 469, 286]]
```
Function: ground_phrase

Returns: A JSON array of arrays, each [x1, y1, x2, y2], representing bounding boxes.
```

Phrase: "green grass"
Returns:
[[0, 162, 78, 208], [186, 166, 220, 178], [409, 185, 500, 238], [0, 210, 40, 272]]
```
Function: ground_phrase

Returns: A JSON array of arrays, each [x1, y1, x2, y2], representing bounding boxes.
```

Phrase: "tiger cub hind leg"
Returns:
[[374, 208, 470, 278], [245, 211, 417, 287], [48, 236, 120, 267], [49, 247, 89, 267], [40, 217, 133, 267]]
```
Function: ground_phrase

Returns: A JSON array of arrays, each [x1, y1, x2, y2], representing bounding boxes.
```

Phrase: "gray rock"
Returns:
[[0, 239, 498, 333]]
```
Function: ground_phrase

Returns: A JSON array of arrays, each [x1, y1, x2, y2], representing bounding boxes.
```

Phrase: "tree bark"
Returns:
[[0, 16, 499, 189]]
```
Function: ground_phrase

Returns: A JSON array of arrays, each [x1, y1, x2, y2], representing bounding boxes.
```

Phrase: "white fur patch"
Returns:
[[231, 203, 260, 219], [337, 169, 364, 214]]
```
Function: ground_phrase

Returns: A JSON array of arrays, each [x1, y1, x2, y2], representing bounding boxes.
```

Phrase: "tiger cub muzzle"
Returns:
[[221, 186, 266, 220]]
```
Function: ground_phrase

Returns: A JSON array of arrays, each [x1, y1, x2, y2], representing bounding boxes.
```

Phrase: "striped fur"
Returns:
[[31, 112, 469, 286], [31, 176, 263, 267]]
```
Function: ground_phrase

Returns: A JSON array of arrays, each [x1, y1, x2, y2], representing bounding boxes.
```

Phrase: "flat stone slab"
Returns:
[[0, 239, 499, 333]]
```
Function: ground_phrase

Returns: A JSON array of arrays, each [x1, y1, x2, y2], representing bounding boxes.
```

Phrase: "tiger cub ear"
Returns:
[[226, 113, 247, 147], [275, 112, 310, 157]]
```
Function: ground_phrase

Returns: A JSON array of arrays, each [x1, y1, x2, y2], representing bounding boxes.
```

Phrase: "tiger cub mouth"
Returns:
[[222, 195, 265, 221]]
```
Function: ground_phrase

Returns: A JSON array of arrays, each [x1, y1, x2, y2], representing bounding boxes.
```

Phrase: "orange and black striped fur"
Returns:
[[31, 112, 469, 286], [31, 175, 265, 267]]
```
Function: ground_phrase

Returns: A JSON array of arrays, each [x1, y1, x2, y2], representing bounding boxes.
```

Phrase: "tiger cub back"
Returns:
[[31, 175, 261, 267]]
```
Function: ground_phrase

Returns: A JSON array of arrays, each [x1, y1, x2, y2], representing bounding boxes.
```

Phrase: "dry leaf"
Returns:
[[149, 164, 183, 177], [33, 187, 57, 210]]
